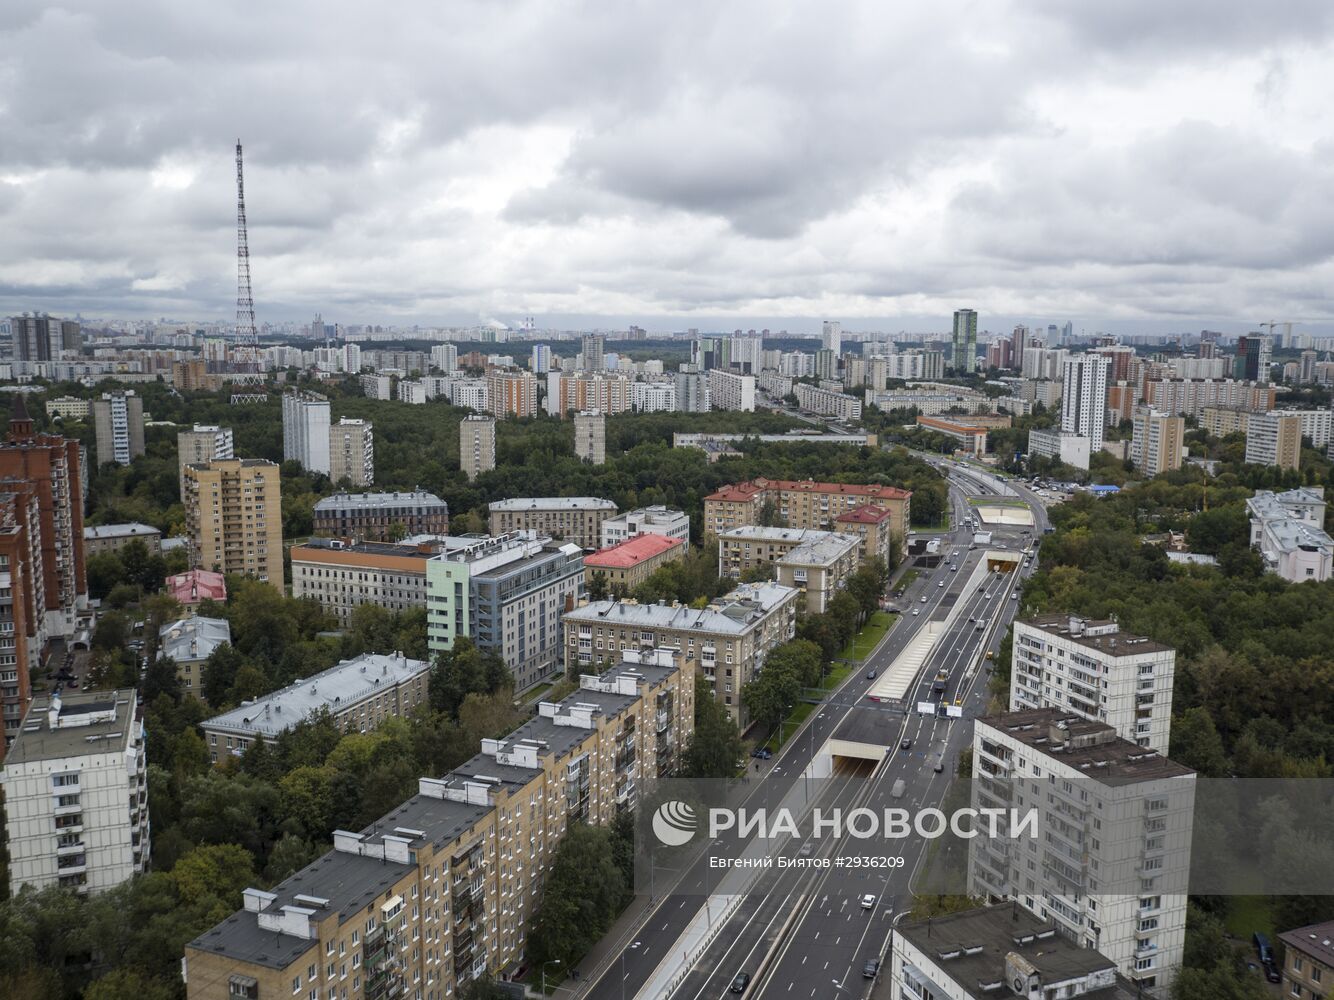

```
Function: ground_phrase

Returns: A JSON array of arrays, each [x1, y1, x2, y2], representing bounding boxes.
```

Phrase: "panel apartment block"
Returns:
[[1011, 614, 1176, 754]]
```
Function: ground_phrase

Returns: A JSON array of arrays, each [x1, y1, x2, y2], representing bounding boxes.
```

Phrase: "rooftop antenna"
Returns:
[[235, 140, 258, 372]]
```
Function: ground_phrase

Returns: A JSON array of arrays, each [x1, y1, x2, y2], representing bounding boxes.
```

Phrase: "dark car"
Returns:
[[862, 959, 880, 979], [900, 738, 912, 751], [1253, 932, 1274, 965], [866, 669, 877, 680], [750, 747, 772, 760], [730, 972, 751, 994], [1263, 962, 1281, 984]]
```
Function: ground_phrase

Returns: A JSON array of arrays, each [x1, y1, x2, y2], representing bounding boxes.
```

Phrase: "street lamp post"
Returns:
[[542, 959, 561, 995]]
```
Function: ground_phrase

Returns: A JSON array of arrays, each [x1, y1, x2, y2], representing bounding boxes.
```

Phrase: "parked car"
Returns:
[[750, 747, 772, 760]]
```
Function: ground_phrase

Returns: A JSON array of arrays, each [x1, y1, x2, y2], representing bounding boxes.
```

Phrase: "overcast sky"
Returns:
[[2, 1, 1334, 334]]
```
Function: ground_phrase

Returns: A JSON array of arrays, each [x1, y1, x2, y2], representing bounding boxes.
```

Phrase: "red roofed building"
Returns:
[[703, 477, 910, 553], [166, 569, 227, 606], [835, 503, 899, 565], [583, 533, 686, 594]]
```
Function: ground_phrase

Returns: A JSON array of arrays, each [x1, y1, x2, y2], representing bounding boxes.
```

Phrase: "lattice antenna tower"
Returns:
[[235, 140, 258, 368]]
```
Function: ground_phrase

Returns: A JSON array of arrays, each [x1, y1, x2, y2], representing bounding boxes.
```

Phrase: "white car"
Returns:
[[860, 894, 876, 910], [912, 609, 920, 616]]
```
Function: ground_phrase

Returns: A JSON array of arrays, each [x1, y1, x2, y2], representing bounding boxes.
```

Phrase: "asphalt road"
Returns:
[[580, 457, 1044, 1000]]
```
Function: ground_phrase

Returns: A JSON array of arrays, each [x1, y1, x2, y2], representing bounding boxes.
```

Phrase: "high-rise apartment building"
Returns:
[[951, 308, 978, 373], [814, 348, 837, 381], [970, 709, 1195, 992], [184, 650, 691, 1000], [821, 320, 842, 355], [176, 425, 234, 494], [91, 391, 145, 467], [182, 459, 282, 582], [1, 688, 149, 896], [559, 373, 634, 415], [581, 333, 605, 371], [0, 484, 43, 756], [574, 410, 606, 465], [172, 358, 208, 392], [431, 343, 458, 372], [1130, 407, 1184, 476], [1061, 354, 1111, 453], [529, 343, 551, 372], [426, 533, 585, 689], [0, 399, 87, 644], [1010, 614, 1176, 754], [460, 414, 496, 481], [1233, 333, 1273, 383], [706, 370, 756, 412], [10, 315, 63, 362], [674, 368, 711, 412], [1245, 411, 1302, 470], [281, 390, 331, 475], [485, 371, 538, 418], [328, 417, 374, 486]]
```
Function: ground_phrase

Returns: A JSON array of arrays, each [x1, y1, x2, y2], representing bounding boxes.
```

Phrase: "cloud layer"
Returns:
[[1, 1, 1332, 331]]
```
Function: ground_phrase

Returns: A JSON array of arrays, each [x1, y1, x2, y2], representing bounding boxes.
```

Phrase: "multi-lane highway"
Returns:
[[576, 458, 1043, 1000]]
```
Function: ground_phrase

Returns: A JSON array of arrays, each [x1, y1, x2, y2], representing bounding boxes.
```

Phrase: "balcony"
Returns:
[[56, 841, 85, 857], [655, 710, 670, 732]]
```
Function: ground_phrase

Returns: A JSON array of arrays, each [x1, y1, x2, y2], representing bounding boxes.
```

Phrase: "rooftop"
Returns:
[[704, 477, 910, 503], [202, 653, 430, 739], [489, 496, 617, 512], [159, 616, 231, 664], [1019, 614, 1173, 656], [896, 905, 1139, 999], [605, 505, 688, 523], [314, 490, 447, 512], [565, 581, 797, 634], [1279, 919, 1334, 967], [977, 708, 1195, 786], [3, 688, 138, 766], [836, 503, 894, 524], [84, 522, 160, 541], [166, 568, 226, 604], [292, 536, 444, 561], [584, 533, 684, 569]]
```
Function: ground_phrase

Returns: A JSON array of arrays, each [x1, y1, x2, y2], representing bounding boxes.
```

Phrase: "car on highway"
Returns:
[[730, 972, 751, 993], [798, 841, 814, 858], [937, 580, 944, 588], [950, 564, 957, 571], [866, 669, 877, 680], [933, 755, 945, 773], [860, 893, 876, 909], [862, 959, 880, 979], [899, 738, 913, 751], [920, 596, 927, 603], [911, 609, 920, 616]]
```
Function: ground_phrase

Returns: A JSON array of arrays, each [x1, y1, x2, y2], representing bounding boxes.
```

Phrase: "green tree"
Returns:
[[682, 675, 744, 778], [527, 823, 629, 968], [170, 843, 257, 908], [84, 968, 178, 1000], [1169, 707, 1230, 778], [429, 638, 512, 718]]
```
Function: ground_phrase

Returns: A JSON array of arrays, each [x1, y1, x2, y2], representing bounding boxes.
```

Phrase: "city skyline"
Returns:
[[2, 4, 1333, 328]]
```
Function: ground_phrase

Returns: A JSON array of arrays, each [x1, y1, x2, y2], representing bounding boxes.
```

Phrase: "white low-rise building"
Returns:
[[160, 616, 232, 701], [1247, 487, 1333, 583], [1, 688, 149, 896], [600, 505, 691, 548], [1027, 427, 1092, 470]]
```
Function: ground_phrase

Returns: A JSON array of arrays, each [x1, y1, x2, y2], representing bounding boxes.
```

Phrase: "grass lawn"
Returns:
[[1224, 896, 1277, 941], [519, 681, 553, 702], [813, 663, 852, 693], [896, 569, 920, 591], [838, 611, 897, 661]]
